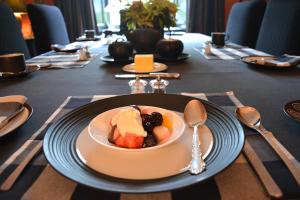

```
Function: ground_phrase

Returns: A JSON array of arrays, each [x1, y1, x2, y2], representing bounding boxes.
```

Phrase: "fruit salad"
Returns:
[[108, 105, 172, 149]]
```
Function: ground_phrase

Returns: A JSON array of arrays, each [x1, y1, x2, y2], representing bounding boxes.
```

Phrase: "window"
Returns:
[[93, 0, 187, 32]]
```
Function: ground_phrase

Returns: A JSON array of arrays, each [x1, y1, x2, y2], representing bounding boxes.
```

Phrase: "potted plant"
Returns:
[[120, 0, 178, 53]]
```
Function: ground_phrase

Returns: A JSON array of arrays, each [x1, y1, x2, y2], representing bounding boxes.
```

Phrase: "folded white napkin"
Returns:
[[0, 95, 27, 104], [0, 95, 27, 129]]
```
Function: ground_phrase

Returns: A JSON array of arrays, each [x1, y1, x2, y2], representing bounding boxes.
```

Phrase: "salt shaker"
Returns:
[[204, 42, 212, 55], [149, 76, 169, 94], [128, 76, 147, 94], [78, 47, 90, 61]]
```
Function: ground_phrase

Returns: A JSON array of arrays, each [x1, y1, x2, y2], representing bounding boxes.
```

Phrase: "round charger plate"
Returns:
[[0, 103, 33, 138], [283, 100, 300, 123], [154, 53, 191, 62], [43, 94, 244, 193], [100, 55, 134, 64], [122, 62, 168, 73], [0, 64, 40, 79]]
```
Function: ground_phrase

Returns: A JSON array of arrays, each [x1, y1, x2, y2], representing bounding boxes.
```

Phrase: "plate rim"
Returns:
[[0, 103, 33, 138], [283, 100, 300, 123], [122, 62, 168, 73], [43, 93, 245, 193]]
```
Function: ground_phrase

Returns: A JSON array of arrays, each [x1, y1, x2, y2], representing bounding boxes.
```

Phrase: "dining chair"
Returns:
[[27, 4, 70, 55], [0, 3, 30, 59], [225, 0, 266, 48], [256, 0, 300, 56]]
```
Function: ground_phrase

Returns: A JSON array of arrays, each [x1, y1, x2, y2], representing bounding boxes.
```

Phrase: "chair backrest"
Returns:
[[0, 3, 30, 59], [27, 4, 70, 54], [226, 0, 266, 48], [256, 0, 300, 56]]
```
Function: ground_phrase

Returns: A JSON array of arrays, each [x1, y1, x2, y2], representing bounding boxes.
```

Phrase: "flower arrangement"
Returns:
[[120, 0, 178, 31]]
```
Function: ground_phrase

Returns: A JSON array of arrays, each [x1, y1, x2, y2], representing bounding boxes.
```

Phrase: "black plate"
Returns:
[[0, 103, 33, 138], [52, 44, 82, 53], [155, 53, 191, 62], [100, 55, 134, 64], [76, 36, 101, 42], [284, 100, 300, 123], [0, 64, 40, 79], [241, 56, 298, 69], [43, 94, 244, 193]]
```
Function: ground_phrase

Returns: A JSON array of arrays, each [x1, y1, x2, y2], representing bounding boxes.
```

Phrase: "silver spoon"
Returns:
[[184, 99, 207, 174], [236, 106, 300, 186]]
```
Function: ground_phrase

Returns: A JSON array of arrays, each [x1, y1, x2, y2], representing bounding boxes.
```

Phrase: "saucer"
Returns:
[[122, 62, 168, 73], [100, 55, 133, 64], [0, 64, 40, 79], [284, 100, 300, 123], [0, 103, 33, 138], [155, 53, 191, 62]]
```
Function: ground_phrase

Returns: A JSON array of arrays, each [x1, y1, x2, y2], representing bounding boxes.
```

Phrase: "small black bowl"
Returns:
[[108, 39, 133, 60]]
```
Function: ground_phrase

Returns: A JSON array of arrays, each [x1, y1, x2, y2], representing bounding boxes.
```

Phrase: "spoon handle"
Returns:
[[259, 129, 300, 186], [190, 125, 206, 175]]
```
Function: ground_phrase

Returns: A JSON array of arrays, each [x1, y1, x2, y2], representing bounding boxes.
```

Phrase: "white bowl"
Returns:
[[88, 106, 185, 152]]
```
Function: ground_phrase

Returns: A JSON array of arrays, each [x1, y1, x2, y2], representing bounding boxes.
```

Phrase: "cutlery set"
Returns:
[[236, 106, 300, 186]]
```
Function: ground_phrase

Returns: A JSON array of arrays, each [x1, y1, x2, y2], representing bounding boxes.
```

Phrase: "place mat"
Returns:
[[25, 41, 107, 69], [195, 46, 272, 60], [0, 92, 299, 200]]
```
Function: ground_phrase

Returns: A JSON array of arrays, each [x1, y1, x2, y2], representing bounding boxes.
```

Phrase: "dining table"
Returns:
[[0, 33, 300, 200]]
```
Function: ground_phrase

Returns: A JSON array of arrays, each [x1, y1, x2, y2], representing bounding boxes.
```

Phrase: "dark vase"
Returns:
[[156, 38, 184, 58], [125, 28, 163, 54]]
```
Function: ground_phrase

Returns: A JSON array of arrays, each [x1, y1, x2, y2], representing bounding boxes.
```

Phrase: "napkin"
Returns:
[[257, 54, 300, 67], [0, 95, 27, 129]]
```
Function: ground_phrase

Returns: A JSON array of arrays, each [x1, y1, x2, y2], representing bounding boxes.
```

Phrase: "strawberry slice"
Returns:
[[124, 132, 144, 148], [114, 130, 144, 149], [114, 129, 125, 147]]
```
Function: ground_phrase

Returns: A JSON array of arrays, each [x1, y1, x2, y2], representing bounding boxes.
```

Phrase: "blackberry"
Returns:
[[143, 121, 154, 132], [141, 114, 155, 132], [143, 134, 158, 147], [151, 112, 163, 126]]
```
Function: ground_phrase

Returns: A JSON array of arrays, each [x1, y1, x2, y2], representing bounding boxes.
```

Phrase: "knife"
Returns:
[[115, 73, 180, 79], [0, 102, 24, 130]]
